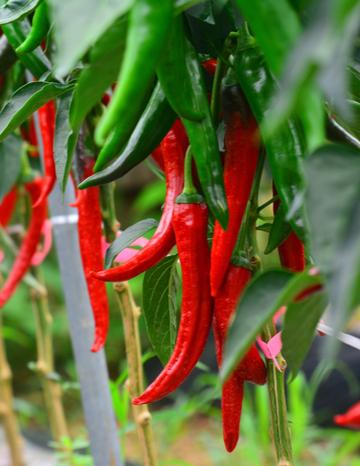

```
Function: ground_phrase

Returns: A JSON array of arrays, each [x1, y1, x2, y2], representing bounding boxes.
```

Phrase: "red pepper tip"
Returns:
[[91, 337, 104, 353], [224, 431, 238, 452]]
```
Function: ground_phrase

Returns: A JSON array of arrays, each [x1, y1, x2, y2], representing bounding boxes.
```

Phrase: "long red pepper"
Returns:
[[0, 178, 47, 307], [91, 127, 184, 283], [0, 188, 17, 226], [214, 265, 267, 452], [133, 201, 212, 404], [210, 97, 259, 297], [76, 162, 109, 352], [34, 101, 56, 206]]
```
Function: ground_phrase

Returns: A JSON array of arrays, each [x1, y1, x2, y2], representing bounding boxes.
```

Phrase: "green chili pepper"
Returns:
[[16, 1, 50, 55], [79, 82, 176, 188], [233, 30, 305, 238], [2, 19, 50, 78], [94, 0, 173, 147], [157, 17, 228, 228], [156, 16, 205, 121], [93, 82, 155, 171]]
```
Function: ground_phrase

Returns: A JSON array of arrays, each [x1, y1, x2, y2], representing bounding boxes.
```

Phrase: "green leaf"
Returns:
[[326, 199, 360, 359], [283, 290, 328, 379], [265, 203, 292, 254], [54, 91, 78, 192], [176, 0, 206, 13], [305, 143, 360, 360], [234, 0, 301, 76], [221, 268, 323, 381], [70, 16, 128, 132], [0, 134, 22, 200], [104, 219, 158, 269], [0, 0, 40, 24], [330, 100, 360, 144], [47, 0, 133, 77], [0, 81, 73, 141], [142, 255, 180, 364], [263, 0, 360, 139], [305, 143, 360, 274]]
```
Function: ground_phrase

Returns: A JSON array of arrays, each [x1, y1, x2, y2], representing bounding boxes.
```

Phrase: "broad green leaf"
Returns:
[[0, 81, 73, 141], [104, 219, 158, 269], [70, 16, 127, 132], [235, 0, 301, 76], [263, 0, 360, 138], [305, 143, 360, 360], [326, 200, 360, 359], [54, 91, 78, 192], [221, 269, 323, 381], [283, 291, 328, 379], [265, 203, 291, 254], [47, 0, 133, 77], [0, 134, 22, 200], [0, 0, 40, 24], [305, 143, 360, 274], [142, 255, 180, 364]]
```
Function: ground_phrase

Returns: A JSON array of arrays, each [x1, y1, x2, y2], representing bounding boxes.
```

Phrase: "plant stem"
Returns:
[[100, 182, 119, 243], [30, 268, 72, 459], [246, 149, 293, 465], [113, 281, 157, 466], [263, 323, 293, 466], [182, 147, 196, 195], [0, 313, 25, 466]]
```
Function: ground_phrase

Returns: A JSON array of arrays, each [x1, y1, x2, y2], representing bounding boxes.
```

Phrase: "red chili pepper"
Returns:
[[0, 178, 47, 307], [76, 162, 109, 352], [151, 146, 164, 171], [210, 102, 259, 297], [214, 264, 267, 451], [202, 58, 217, 76], [20, 117, 39, 157], [133, 201, 212, 404], [334, 401, 360, 429], [34, 101, 56, 207], [91, 127, 184, 283], [0, 188, 17, 226]]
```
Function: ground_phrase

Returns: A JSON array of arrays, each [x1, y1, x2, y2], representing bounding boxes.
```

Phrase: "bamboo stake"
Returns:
[[0, 314, 25, 466], [30, 268, 71, 458], [113, 282, 157, 466]]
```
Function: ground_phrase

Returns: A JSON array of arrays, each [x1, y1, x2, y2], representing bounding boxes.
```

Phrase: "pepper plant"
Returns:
[[0, 0, 359, 465]]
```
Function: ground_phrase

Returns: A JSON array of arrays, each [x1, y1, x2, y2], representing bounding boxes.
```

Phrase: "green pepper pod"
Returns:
[[233, 36, 305, 238], [93, 82, 154, 171], [2, 19, 50, 78], [156, 16, 204, 121], [94, 0, 174, 147], [79, 83, 176, 188], [16, 1, 50, 56]]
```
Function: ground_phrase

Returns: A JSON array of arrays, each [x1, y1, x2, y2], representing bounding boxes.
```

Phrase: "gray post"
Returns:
[[48, 182, 124, 466]]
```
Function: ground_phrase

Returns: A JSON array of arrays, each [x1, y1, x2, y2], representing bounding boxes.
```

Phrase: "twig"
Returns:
[[0, 314, 25, 466], [113, 281, 157, 466], [30, 268, 72, 459]]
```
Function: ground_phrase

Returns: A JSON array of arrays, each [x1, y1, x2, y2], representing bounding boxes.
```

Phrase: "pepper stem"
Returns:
[[182, 147, 196, 195]]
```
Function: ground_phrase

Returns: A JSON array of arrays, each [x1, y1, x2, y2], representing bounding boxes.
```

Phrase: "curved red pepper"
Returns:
[[92, 128, 184, 283], [0, 188, 17, 226], [214, 265, 266, 452], [34, 101, 56, 207], [210, 108, 259, 297], [0, 178, 47, 307], [133, 201, 212, 404], [76, 162, 109, 352]]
